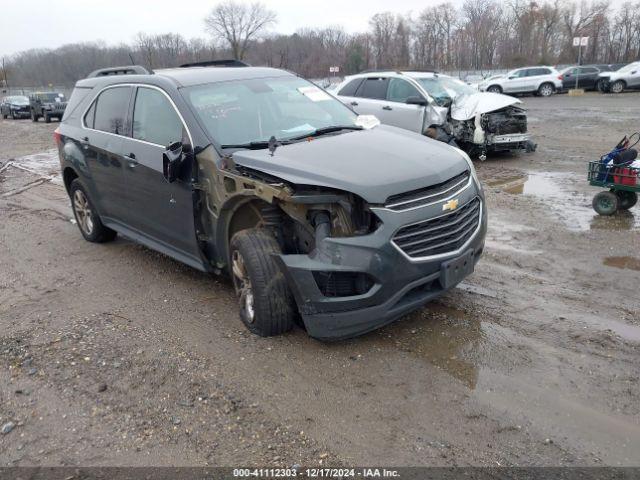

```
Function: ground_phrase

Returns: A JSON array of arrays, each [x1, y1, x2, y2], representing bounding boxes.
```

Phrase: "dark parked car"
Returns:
[[559, 65, 603, 91], [1, 95, 30, 119], [30, 91, 67, 122], [559, 64, 627, 91], [56, 62, 486, 340]]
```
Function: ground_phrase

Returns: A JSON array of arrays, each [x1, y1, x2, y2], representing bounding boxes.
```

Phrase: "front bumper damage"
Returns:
[[450, 106, 536, 158], [275, 182, 487, 340]]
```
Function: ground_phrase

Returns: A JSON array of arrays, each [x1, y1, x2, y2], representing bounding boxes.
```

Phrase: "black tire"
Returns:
[[2, 113, 6, 119], [610, 81, 625, 94], [44, 113, 51, 123], [615, 190, 638, 210], [69, 179, 117, 243], [31, 110, 38, 122], [10, 111, 16, 120], [229, 229, 296, 337], [592, 191, 619, 216], [538, 83, 554, 97], [487, 85, 502, 94]]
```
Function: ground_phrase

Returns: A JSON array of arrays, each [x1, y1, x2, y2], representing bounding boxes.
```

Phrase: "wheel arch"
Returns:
[[63, 166, 79, 194]]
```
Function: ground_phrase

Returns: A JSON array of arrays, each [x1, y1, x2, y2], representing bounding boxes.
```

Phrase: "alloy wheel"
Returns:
[[231, 250, 255, 323], [73, 189, 94, 236], [540, 84, 553, 96]]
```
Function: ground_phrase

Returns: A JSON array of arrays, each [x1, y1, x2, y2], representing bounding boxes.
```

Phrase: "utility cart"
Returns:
[[588, 134, 639, 216]]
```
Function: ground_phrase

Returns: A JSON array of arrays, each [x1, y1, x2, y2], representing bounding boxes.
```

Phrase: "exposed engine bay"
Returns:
[[426, 104, 536, 160]]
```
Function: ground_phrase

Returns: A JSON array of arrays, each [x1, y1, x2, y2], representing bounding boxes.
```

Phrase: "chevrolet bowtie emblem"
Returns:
[[443, 199, 459, 211]]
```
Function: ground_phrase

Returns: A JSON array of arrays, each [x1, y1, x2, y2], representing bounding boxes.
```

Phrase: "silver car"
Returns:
[[598, 61, 640, 93], [478, 66, 562, 97], [334, 70, 536, 160]]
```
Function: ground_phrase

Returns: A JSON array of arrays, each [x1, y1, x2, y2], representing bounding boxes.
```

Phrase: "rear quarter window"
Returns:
[[62, 87, 93, 122], [338, 78, 364, 97]]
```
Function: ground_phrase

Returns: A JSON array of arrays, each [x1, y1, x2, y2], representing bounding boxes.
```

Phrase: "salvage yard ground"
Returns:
[[1, 92, 639, 466]]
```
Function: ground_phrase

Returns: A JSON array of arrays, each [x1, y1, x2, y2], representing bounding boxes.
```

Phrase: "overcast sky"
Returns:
[[1, 0, 458, 57]]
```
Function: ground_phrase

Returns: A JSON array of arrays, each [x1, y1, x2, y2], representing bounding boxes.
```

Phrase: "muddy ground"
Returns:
[[1, 93, 639, 467]]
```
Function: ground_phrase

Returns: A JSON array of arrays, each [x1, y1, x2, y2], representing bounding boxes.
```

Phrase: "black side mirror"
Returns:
[[163, 141, 183, 183], [406, 96, 428, 106]]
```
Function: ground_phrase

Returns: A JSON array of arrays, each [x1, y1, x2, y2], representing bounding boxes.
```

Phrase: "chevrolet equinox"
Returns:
[[56, 61, 487, 340]]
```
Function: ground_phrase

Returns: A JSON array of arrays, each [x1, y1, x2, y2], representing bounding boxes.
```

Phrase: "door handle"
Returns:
[[350, 101, 358, 106], [382, 106, 393, 111], [124, 153, 138, 168]]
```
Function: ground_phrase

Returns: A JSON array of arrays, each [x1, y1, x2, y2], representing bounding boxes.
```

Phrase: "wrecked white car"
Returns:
[[334, 70, 536, 160]]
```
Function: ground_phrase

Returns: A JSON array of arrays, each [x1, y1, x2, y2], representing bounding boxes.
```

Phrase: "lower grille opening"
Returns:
[[313, 271, 375, 298]]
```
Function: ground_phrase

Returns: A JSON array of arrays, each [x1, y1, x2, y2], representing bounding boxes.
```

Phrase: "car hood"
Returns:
[[450, 92, 521, 121], [231, 125, 468, 204]]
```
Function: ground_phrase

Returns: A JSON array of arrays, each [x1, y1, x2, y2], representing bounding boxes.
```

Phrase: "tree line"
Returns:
[[2, 0, 640, 88]]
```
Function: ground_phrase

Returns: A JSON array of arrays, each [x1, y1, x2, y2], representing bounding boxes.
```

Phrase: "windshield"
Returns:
[[39, 93, 65, 102], [618, 62, 640, 73], [184, 76, 357, 147], [8, 96, 29, 105], [415, 76, 476, 106]]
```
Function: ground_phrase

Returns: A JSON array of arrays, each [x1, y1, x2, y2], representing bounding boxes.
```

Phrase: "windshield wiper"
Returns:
[[288, 125, 363, 141], [220, 139, 292, 150]]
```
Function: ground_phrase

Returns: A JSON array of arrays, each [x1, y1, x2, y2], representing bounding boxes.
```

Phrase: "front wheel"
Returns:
[[229, 229, 296, 337], [44, 113, 51, 123], [592, 191, 619, 216], [610, 81, 625, 94], [538, 83, 554, 97], [70, 179, 117, 243], [487, 85, 502, 94], [31, 110, 38, 122], [616, 190, 638, 210]]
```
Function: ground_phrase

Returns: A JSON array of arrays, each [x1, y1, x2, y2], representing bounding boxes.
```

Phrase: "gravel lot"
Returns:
[[1, 92, 639, 467]]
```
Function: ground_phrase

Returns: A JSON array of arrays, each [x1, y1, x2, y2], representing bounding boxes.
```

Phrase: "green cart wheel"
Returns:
[[592, 191, 618, 215], [615, 191, 638, 210]]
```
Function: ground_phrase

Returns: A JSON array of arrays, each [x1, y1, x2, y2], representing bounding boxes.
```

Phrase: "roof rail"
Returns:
[[358, 68, 438, 75], [179, 59, 250, 68], [87, 65, 151, 78]]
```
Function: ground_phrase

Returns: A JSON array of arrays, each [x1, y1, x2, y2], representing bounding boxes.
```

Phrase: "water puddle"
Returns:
[[487, 171, 640, 231], [376, 304, 488, 389], [603, 256, 640, 271]]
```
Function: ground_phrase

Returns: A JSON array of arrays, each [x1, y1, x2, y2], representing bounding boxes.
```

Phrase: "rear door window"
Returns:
[[338, 78, 364, 97], [132, 87, 184, 147], [92, 86, 132, 135], [355, 77, 390, 100]]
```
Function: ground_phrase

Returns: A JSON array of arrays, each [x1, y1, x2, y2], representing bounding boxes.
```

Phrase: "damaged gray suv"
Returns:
[[56, 61, 487, 340]]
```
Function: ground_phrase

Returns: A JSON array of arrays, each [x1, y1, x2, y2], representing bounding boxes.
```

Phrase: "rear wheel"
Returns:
[[610, 81, 625, 94], [615, 191, 638, 210], [538, 83, 554, 97], [229, 229, 296, 337], [487, 85, 502, 94], [596, 79, 607, 92], [70, 179, 117, 243], [592, 191, 618, 216]]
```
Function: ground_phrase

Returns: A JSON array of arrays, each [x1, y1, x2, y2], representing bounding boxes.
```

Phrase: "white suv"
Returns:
[[478, 67, 562, 96]]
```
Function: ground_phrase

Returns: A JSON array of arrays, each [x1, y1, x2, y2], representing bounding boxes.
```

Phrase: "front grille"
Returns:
[[392, 198, 481, 258], [385, 171, 470, 211]]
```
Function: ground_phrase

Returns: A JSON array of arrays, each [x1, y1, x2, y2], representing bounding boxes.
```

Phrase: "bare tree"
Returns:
[[204, 1, 276, 60]]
